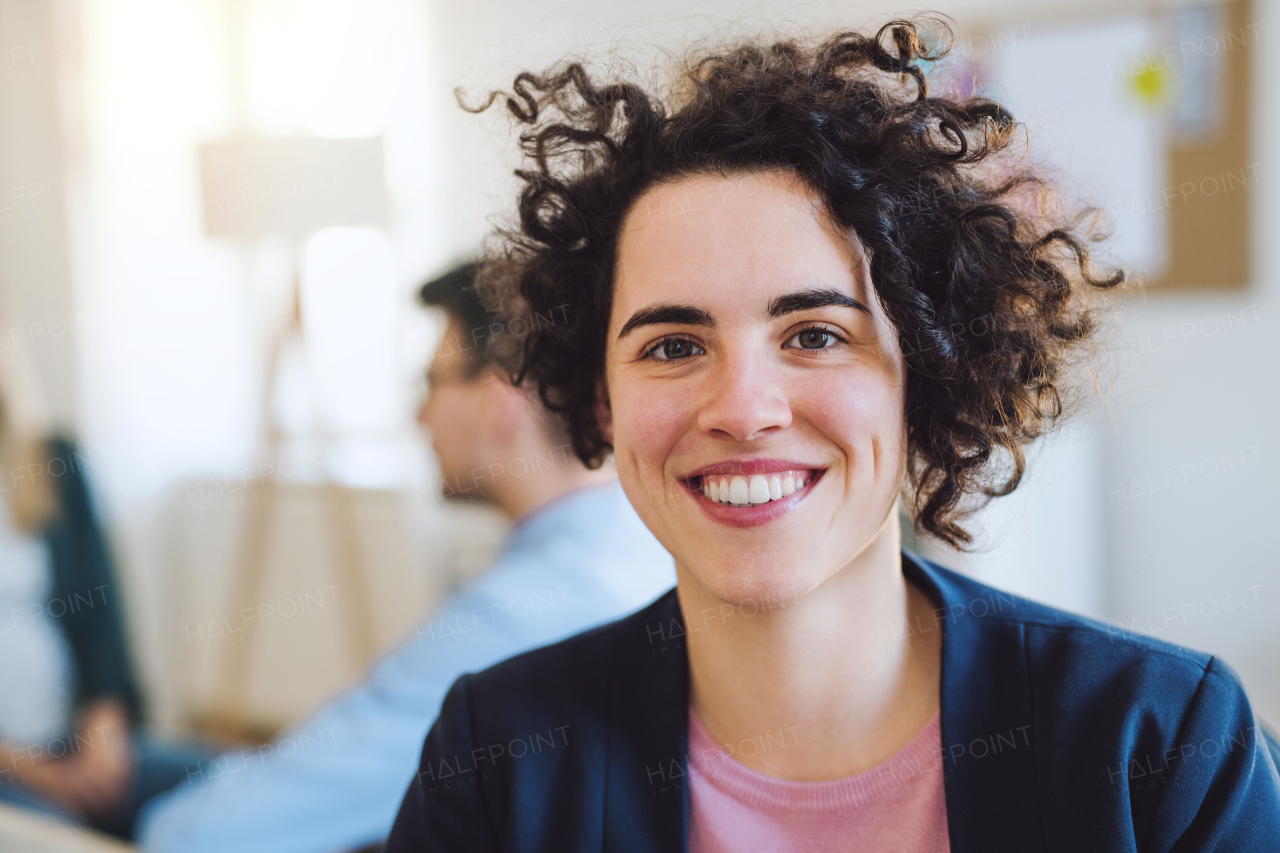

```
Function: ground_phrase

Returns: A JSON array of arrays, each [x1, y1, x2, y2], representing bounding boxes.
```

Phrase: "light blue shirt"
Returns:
[[138, 482, 675, 853]]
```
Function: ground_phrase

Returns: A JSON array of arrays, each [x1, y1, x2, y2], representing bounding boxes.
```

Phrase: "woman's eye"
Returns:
[[785, 327, 843, 350], [646, 337, 704, 361]]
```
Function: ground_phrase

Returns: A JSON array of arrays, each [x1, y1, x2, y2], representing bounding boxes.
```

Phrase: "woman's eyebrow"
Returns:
[[767, 287, 870, 317], [616, 288, 867, 341], [617, 304, 714, 340]]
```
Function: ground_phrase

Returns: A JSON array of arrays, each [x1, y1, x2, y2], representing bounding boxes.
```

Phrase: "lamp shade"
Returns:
[[197, 135, 388, 238]]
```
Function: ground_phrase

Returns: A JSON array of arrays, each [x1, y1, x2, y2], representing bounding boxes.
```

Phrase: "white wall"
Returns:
[[47, 0, 453, 728], [0, 0, 79, 432]]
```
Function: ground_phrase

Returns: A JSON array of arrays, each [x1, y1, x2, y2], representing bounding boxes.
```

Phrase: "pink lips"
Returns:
[[679, 461, 826, 529], [683, 458, 822, 479]]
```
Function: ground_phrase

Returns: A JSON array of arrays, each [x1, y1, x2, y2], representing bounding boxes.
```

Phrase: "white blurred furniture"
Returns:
[[168, 480, 506, 740], [0, 802, 135, 852]]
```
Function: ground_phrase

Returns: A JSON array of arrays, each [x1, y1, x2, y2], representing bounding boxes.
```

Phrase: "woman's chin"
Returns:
[[684, 559, 824, 613]]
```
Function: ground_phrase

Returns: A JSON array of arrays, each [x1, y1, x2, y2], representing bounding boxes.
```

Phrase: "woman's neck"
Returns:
[[678, 516, 941, 781]]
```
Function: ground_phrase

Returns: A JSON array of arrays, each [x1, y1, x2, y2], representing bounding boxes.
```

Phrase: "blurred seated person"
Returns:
[[0, 405, 211, 839], [136, 263, 677, 853]]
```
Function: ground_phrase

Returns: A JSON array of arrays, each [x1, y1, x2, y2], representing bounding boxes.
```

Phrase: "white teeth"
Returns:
[[701, 470, 814, 505]]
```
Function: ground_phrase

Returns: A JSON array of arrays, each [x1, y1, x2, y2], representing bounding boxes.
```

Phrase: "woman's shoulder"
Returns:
[[910, 553, 1280, 848], [912, 552, 1250, 743], [911, 551, 1215, 677], [386, 588, 685, 852]]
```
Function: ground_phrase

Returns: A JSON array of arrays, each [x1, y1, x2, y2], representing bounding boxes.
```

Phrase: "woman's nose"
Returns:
[[695, 346, 792, 443]]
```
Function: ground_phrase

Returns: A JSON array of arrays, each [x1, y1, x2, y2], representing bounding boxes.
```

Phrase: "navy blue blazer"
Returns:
[[386, 550, 1280, 851]]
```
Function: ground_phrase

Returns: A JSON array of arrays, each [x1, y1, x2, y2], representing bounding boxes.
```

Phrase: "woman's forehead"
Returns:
[[614, 171, 873, 321]]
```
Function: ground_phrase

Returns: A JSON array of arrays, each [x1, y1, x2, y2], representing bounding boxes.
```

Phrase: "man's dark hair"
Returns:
[[419, 262, 491, 378], [469, 17, 1124, 549], [420, 261, 575, 451]]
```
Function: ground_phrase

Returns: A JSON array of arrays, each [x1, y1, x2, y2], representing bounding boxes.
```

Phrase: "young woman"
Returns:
[[386, 19, 1280, 851], [0, 399, 213, 839]]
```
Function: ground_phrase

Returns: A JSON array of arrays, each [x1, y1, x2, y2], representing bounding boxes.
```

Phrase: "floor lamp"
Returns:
[[193, 134, 389, 741]]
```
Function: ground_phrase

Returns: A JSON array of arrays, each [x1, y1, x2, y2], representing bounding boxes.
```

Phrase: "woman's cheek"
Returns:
[[803, 369, 904, 481], [802, 369, 880, 437], [613, 384, 690, 497]]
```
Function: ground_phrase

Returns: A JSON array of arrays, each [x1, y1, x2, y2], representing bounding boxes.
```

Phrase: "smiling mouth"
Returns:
[[686, 469, 822, 507]]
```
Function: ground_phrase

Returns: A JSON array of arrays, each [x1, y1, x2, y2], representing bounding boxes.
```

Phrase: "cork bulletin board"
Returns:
[[966, 0, 1255, 292], [1153, 0, 1254, 291]]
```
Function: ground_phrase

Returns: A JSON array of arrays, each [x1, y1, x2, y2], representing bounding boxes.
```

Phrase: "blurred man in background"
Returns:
[[137, 263, 676, 852]]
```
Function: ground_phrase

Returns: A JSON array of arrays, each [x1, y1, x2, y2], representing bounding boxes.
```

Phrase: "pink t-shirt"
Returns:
[[687, 708, 951, 852]]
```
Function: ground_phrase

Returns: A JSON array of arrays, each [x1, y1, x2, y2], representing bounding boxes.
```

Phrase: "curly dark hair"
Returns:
[[469, 16, 1123, 549]]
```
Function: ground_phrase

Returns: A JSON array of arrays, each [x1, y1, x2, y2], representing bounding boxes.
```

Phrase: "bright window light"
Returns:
[[248, 0, 395, 138], [301, 227, 398, 435]]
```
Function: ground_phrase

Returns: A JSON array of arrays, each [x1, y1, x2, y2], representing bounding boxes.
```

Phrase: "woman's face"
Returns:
[[602, 171, 908, 607]]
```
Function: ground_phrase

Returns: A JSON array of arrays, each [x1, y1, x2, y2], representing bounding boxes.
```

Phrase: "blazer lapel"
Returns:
[[603, 590, 690, 853], [903, 550, 1046, 852]]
